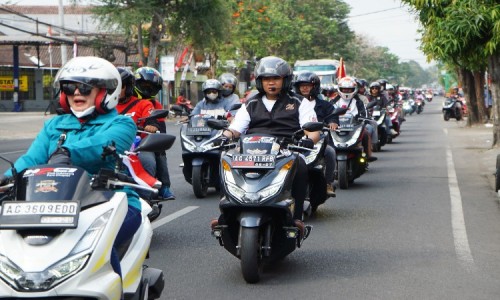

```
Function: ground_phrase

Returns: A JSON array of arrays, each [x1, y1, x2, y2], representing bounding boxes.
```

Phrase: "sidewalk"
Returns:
[[446, 122, 499, 194]]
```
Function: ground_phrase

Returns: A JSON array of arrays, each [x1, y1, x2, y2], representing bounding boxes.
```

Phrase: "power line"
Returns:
[[348, 7, 404, 18]]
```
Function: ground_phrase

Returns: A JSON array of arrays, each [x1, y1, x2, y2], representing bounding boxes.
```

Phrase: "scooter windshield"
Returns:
[[186, 115, 214, 136]]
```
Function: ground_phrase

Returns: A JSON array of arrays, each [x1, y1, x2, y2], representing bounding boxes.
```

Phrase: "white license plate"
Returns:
[[0, 201, 79, 229], [231, 154, 276, 168], [1, 202, 78, 216]]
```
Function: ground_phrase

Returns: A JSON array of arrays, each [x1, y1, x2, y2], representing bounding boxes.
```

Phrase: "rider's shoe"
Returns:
[[159, 187, 175, 200]]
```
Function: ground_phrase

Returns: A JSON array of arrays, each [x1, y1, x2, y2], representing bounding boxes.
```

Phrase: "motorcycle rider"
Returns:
[[294, 71, 339, 196], [0, 56, 139, 279], [116, 67, 160, 131], [134, 67, 175, 200], [219, 73, 241, 104], [331, 76, 378, 162], [219, 56, 319, 237], [356, 79, 380, 151], [367, 81, 394, 136], [192, 78, 240, 119], [176, 89, 192, 115]]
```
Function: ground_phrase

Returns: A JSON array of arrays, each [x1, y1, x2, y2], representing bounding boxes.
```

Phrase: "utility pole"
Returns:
[[58, 0, 67, 65]]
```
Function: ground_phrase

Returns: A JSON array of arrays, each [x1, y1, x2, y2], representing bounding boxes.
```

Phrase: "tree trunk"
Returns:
[[146, 13, 167, 68], [460, 68, 480, 126], [137, 22, 145, 66], [473, 70, 486, 123], [489, 53, 500, 147]]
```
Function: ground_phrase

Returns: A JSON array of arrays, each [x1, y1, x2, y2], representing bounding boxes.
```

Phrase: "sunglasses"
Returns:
[[61, 82, 95, 96], [205, 90, 218, 95]]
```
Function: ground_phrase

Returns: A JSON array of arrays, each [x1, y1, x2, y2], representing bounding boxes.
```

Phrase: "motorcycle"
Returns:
[[386, 102, 401, 143], [0, 133, 175, 299], [209, 120, 320, 283], [170, 99, 193, 118], [415, 97, 424, 114], [127, 109, 173, 221], [368, 105, 389, 152], [303, 107, 347, 213], [402, 99, 416, 116], [442, 96, 464, 121], [425, 92, 433, 102], [179, 104, 241, 198], [331, 102, 376, 189]]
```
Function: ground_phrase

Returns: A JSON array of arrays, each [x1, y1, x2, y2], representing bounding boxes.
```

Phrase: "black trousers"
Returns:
[[291, 155, 308, 220]]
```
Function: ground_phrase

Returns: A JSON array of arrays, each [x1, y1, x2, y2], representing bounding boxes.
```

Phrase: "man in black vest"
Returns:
[[223, 56, 319, 236]]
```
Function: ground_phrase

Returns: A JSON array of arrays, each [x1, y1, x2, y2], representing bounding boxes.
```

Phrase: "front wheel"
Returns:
[[338, 160, 349, 189], [495, 154, 500, 192], [443, 111, 450, 121], [240, 227, 261, 283], [192, 165, 208, 198]]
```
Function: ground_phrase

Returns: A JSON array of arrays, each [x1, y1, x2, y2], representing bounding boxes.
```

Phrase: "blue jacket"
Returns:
[[4, 110, 140, 210], [192, 96, 240, 118]]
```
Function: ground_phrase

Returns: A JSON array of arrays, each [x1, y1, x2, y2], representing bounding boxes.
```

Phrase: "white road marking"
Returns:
[[446, 146, 476, 272], [0, 150, 25, 155], [152, 206, 199, 230]]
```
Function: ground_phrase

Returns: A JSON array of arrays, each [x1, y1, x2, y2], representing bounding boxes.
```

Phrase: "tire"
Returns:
[[192, 165, 208, 198], [496, 154, 500, 192], [338, 160, 349, 190], [443, 111, 450, 121], [456, 110, 463, 121], [240, 227, 261, 283], [379, 129, 387, 147], [139, 278, 149, 300]]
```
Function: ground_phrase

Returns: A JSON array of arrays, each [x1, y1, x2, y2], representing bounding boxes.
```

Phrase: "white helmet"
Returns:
[[54, 56, 121, 114], [337, 76, 358, 100]]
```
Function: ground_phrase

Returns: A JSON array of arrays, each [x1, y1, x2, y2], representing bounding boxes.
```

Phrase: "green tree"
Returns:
[[90, 0, 230, 68], [227, 0, 354, 65], [401, 0, 500, 144]]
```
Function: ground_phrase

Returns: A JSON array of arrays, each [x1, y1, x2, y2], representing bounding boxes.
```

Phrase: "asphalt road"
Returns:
[[1, 98, 500, 299]]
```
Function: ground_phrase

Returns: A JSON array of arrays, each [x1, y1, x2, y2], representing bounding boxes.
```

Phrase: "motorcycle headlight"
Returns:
[[0, 253, 89, 291], [0, 209, 112, 292], [70, 209, 113, 255], [181, 132, 197, 152]]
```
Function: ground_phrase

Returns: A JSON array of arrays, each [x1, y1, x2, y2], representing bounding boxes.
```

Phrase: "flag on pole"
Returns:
[[336, 57, 346, 81], [180, 51, 194, 82], [175, 47, 189, 72], [73, 37, 78, 58]]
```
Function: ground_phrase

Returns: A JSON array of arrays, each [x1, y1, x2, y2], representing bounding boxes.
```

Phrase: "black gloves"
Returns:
[[48, 147, 71, 165], [213, 136, 228, 147], [299, 138, 315, 149], [0, 175, 11, 187]]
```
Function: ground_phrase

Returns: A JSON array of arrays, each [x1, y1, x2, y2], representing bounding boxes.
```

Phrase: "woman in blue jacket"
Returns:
[[1, 56, 138, 278]]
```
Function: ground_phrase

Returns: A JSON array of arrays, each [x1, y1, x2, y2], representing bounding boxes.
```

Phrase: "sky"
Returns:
[[346, 0, 433, 68], [3, 0, 432, 68]]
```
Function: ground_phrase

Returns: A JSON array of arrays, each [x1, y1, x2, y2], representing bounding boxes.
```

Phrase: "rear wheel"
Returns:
[[240, 227, 261, 283], [338, 160, 349, 189], [192, 165, 208, 198]]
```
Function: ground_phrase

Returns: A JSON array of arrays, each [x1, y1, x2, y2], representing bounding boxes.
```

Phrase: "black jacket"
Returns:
[[245, 92, 302, 138]]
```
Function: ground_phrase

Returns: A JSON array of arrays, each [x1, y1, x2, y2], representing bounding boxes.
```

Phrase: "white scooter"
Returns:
[[0, 133, 175, 299]]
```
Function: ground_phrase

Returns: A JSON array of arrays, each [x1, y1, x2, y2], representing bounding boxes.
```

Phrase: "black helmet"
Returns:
[[293, 71, 321, 97], [369, 81, 381, 94], [355, 78, 367, 88], [117, 67, 135, 100], [377, 78, 388, 90], [202, 79, 222, 102], [218, 73, 238, 96], [254, 56, 292, 94], [134, 67, 163, 99]]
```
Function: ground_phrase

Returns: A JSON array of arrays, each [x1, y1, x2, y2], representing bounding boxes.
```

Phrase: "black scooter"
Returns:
[[210, 121, 321, 283], [179, 104, 241, 198]]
